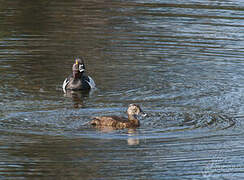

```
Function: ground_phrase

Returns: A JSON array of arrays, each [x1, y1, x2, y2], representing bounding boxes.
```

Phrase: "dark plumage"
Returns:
[[63, 57, 95, 93], [90, 104, 147, 129]]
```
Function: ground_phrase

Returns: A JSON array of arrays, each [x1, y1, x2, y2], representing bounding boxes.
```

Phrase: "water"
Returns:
[[1, 0, 244, 179]]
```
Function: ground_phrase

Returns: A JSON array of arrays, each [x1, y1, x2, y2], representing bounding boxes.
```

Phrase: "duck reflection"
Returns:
[[94, 127, 140, 146], [64, 90, 90, 108], [127, 129, 140, 146]]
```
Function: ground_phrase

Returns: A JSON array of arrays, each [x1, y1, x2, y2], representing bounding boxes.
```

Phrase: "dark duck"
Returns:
[[62, 58, 95, 93], [90, 104, 147, 129]]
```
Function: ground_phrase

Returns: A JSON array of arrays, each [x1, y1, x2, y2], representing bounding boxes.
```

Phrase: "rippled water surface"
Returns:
[[1, 0, 244, 179]]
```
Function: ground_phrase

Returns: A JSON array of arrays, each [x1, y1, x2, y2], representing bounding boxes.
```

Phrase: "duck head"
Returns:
[[127, 104, 148, 118], [75, 58, 86, 73], [72, 58, 86, 78]]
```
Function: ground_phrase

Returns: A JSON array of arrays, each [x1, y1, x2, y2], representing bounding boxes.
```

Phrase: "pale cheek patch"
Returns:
[[79, 64, 85, 72]]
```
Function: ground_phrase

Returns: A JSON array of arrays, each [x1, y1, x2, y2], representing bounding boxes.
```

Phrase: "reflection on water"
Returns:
[[1, 0, 244, 179], [64, 90, 90, 108]]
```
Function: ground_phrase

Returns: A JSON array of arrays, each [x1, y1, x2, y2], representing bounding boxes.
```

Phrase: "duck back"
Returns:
[[90, 116, 139, 129]]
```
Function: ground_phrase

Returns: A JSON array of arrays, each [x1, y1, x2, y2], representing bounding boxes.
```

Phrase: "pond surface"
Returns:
[[1, 0, 244, 179]]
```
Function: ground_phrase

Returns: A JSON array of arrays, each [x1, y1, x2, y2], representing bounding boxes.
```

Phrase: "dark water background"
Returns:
[[1, 0, 244, 179]]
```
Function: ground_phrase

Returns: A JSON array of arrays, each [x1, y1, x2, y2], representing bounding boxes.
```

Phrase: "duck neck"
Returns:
[[73, 71, 82, 79], [128, 114, 139, 125], [128, 114, 136, 120]]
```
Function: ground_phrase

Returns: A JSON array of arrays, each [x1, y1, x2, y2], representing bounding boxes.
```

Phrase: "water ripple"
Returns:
[[1, 0, 244, 179]]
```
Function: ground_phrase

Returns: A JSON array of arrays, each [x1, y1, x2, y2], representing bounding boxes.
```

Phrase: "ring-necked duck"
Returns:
[[62, 57, 95, 93], [90, 104, 147, 129]]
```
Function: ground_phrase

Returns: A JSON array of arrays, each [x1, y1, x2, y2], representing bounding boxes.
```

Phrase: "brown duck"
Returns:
[[90, 104, 147, 129]]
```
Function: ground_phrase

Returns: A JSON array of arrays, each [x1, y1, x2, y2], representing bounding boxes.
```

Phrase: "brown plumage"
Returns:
[[90, 104, 147, 129]]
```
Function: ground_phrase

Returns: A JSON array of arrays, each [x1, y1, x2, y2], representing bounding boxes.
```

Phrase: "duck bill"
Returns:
[[140, 111, 148, 118]]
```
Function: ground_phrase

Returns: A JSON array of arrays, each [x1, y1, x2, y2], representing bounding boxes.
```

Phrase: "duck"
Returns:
[[90, 104, 147, 129], [62, 57, 95, 93]]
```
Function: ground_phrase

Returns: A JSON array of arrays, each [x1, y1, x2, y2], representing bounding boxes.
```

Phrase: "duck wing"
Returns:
[[62, 78, 69, 93], [85, 76, 96, 89], [62, 75, 72, 93]]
